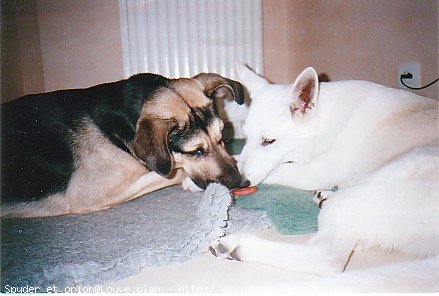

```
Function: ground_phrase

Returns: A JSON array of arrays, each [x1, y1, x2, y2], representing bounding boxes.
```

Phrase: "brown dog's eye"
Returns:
[[262, 138, 276, 146], [186, 147, 206, 157]]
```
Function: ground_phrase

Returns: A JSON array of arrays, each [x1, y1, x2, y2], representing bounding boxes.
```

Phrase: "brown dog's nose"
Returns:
[[238, 179, 250, 188], [217, 172, 243, 190]]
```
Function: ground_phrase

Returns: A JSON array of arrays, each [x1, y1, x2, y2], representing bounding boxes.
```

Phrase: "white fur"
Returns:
[[210, 63, 439, 284]]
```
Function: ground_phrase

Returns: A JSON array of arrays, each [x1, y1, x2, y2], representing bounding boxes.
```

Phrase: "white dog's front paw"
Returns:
[[209, 234, 258, 262], [181, 177, 203, 192], [313, 190, 334, 208]]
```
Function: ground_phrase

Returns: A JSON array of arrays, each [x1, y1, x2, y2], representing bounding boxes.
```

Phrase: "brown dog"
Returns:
[[1, 72, 246, 218]]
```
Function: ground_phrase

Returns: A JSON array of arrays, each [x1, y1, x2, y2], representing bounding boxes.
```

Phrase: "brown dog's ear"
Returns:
[[132, 118, 176, 177], [193, 73, 246, 105]]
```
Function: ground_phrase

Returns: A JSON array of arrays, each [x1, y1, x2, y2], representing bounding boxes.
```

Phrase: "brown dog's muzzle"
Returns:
[[191, 161, 245, 190], [215, 164, 244, 190], [211, 154, 247, 189]]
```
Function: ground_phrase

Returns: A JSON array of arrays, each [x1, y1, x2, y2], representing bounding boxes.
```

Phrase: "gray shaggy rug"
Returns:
[[1, 184, 270, 292]]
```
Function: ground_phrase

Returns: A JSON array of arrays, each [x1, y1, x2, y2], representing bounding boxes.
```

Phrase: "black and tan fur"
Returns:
[[1, 73, 245, 218]]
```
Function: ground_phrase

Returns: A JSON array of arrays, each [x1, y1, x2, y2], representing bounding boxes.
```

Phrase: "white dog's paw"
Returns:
[[313, 190, 334, 208], [209, 234, 258, 262], [181, 177, 203, 192]]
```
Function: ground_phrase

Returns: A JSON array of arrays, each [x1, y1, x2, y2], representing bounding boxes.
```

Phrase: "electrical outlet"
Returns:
[[398, 63, 421, 89]]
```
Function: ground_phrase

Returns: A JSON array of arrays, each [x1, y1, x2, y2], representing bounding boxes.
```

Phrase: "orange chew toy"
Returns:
[[231, 186, 258, 197]]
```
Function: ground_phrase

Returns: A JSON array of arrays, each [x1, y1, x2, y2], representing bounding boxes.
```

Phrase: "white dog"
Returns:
[[210, 63, 438, 276]]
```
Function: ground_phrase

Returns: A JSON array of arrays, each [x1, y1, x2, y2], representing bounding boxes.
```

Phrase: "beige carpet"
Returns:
[[104, 229, 439, 293]]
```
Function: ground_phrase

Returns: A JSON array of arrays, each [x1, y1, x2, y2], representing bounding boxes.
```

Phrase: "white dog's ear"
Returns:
[[289, 67, 319, 116], [235, 61, 269, 97]]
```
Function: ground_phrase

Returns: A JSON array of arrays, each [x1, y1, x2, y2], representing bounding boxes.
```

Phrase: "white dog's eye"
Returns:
[[261, 138, 276, 146]]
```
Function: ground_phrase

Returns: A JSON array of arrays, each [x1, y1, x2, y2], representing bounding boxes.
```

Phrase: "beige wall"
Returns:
[[2, 0, 438, 101], [37, 0, 124, 92], [1, 0, 44, 102], [262, 0, 293, 84], [263, 0, 438, 99], [1, 0, 123, 102]]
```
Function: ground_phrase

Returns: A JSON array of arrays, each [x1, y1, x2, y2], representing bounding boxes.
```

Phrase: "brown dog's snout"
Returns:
[[193, 172, 245, 190], [217, 168, 244, 189], [239, 179, 250, 188], [188, 153, 245, 190]]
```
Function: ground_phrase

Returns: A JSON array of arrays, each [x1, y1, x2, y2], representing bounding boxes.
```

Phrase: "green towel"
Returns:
[[225, 139, 319, 235], [234, 184, 319, 235]]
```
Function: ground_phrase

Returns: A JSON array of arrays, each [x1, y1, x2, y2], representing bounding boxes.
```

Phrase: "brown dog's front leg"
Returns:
[[110, 168, 187, 207]]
